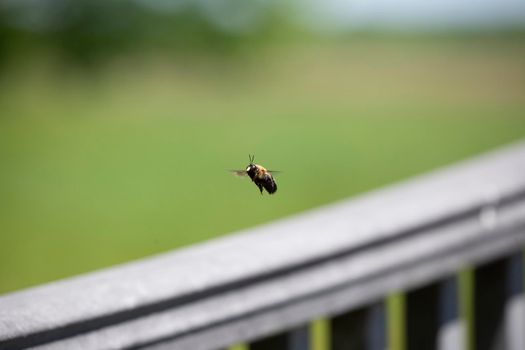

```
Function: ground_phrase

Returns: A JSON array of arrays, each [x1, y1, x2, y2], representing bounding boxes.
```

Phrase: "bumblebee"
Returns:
[[232, 155, 278, 195]]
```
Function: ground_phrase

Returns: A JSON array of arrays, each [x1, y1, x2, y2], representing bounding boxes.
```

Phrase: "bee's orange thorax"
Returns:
[[256, 164, 268, 174]]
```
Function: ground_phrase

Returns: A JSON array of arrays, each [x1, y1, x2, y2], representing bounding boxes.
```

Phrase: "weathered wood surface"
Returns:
[[1, 141, 525, 350]]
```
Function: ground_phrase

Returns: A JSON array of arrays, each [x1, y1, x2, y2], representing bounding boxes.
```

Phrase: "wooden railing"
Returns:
[[1, 141, 525, 350]]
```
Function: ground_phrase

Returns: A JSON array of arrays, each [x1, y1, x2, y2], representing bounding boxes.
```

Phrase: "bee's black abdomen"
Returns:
[[262, 175, 277, 194]]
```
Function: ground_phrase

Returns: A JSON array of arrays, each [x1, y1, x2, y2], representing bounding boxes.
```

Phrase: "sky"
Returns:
[[1, 0, 524, 36], [301, 0, 525, 31]]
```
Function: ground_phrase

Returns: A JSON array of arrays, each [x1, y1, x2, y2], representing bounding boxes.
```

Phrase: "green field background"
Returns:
[[1, 36, 525, 299]]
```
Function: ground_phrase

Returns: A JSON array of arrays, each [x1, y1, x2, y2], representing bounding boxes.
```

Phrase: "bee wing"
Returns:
[[267, 170, 282, 175], [229, 170, 248, 177]]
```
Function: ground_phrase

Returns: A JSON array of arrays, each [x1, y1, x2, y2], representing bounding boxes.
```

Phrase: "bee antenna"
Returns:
[[249, 154, 254, 163]]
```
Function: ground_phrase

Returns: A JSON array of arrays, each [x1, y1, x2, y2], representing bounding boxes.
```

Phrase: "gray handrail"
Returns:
[[2, 141, 525, 350]]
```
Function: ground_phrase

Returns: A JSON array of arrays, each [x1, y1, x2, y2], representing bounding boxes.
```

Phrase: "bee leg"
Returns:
[[256, 183, 263, 194]]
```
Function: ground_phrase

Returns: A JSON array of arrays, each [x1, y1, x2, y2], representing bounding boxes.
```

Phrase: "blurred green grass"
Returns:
[[1, 36, 525, 294]]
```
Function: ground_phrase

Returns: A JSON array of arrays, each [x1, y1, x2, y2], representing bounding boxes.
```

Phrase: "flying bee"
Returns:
[[231, 155, 278, 195]]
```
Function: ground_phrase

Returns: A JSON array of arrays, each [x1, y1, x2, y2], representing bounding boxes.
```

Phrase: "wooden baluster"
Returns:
[[331, 302, 386, 350], [406, 277, 463, 350], [503, 252, 524, 350], [437, 277, 464, 350], [474, 251, 524, 350], [406, 283, 438, 350], [250, 325, 310, 350]]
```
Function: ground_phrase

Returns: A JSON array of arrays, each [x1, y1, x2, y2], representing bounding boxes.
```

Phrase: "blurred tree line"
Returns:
[[0, 0, 293, 66]]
